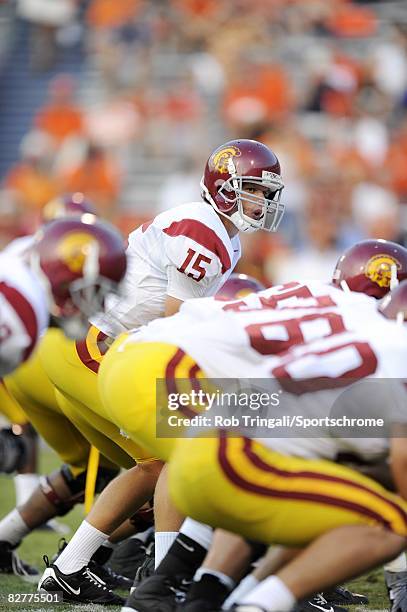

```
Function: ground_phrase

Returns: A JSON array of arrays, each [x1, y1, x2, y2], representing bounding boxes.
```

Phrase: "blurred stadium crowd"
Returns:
[[0, 0, 407, 285]]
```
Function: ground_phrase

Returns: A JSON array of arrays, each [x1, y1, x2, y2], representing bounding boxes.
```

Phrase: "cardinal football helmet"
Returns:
[[201, 139, 284, 233], [41, 193, 97, 223], [332, 239, 407, 298], [31, 218, 126, 338], [379, 280, 407, 324], [217, 273, 266, 300]]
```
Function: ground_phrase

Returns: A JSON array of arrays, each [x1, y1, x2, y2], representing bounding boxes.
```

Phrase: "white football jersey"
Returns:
[[129, 279, 407, 463], [0, 254, 48, 376], [3, 234, 36, 257], [132, 280, 378, 377], [91, 202, 241, 338]]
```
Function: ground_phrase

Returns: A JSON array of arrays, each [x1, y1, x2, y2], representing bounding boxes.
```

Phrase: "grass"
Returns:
[[0, 448, 120, 612], [0, 448, 390, 611]]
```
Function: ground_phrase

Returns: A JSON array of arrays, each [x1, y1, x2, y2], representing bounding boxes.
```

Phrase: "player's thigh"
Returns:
[[4, 332, 90, 470], [40, 327, 155, 466], [0, 380, 27, 424], [169, 435, 407, 546], [39, 325, 112, 420], [99, 337, 202, 462], [55, 388, 147, 469]]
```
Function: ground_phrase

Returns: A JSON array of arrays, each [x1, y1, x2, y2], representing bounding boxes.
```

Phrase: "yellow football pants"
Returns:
[[0, 380, 27, 425], [99, 337, 205, 462], [4, 330, 93, 475], [169, 434, 407, 546], [40, 326, 154, 467]]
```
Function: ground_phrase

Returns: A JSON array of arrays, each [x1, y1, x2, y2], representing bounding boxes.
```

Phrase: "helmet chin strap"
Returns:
[[340, 280, 351, 293], [230, 210, 259, 233]]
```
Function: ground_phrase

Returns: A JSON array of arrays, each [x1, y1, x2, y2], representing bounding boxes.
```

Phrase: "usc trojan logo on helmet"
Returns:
[[42, 198, 65, 222], [365, 254, 400, 288], [57, 231, 98, 274], [210, 146, 241, 174]]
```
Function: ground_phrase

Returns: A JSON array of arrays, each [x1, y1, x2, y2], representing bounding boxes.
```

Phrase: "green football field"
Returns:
[[0, 448, 389, 611]]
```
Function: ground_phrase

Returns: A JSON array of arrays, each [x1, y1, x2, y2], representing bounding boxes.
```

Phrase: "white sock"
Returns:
[[223, 574, 260, 609], [0, 509, 30, 546], [240, 575, 296, 612], [14, 474, 40, 506], [55, 521, 109, 574], [180, 519, 213, 550], [194, 568, 235, 590], [384, 553, 407, 572], [154, 532, 178, 568]]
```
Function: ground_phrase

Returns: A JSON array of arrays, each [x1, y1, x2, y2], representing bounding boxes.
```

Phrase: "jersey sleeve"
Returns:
[[0, 283, 40, 376], [163, 219, 232, 300]]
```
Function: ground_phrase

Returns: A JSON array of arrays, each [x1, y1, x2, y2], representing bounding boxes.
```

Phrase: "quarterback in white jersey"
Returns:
[[92, 201, 241, 337], [92, 137, 284, 337]]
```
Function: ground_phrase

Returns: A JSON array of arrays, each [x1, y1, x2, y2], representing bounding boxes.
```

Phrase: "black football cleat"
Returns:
[[51, 537, 131, 591], [323, 585, 368, 606], [0, 540, 39, 583], [295, 593, 348, 612], [38, 557, 125, 605], [109, 531, 154, 579], [122, 574, 183, 612], [130, 541, 155, 593], [89, 560, 133, 591]]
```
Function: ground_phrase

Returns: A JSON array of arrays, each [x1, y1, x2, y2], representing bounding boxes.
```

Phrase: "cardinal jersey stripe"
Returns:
[[163, 219, 232, 274], [217, 435, 407, 533]]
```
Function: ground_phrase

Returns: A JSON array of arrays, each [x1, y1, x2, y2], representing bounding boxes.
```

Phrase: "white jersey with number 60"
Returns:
[[130, 280, 407, 462]]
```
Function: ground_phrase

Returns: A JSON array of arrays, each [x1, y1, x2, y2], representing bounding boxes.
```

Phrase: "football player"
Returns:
[[165, 282, 407, 612], [0, 216, 127, 588], [0, 194, 99, 512]]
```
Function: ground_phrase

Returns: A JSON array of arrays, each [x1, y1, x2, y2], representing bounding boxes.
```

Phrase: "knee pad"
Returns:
[[40, 464, 120, 516], [0, 427, 27, 473]]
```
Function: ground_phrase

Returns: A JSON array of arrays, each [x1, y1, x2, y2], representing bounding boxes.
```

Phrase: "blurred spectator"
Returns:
[[4, 131, 60, 214], [17, 0, 78, 71], [34, 75, 84, 145], [157, 158, 202, 213], [84, 97, 140, 148], [1, 0, 407, 276], [223, 60, 294, 133], [267, 178, 344, 284], [86, 0, 141, 30], [352, 182, 400, 240], [61, 144, 120, 216]]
